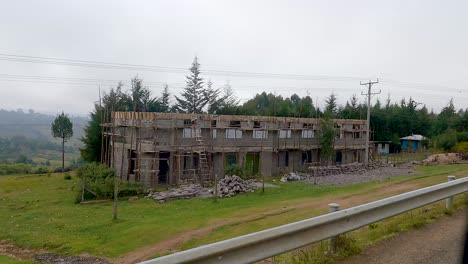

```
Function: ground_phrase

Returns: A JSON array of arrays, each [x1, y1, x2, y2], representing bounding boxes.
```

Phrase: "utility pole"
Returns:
[[360, 79, 380, 167]]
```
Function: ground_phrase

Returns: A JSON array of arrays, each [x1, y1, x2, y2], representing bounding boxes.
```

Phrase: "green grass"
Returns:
[[31, 150, 80, 168], [0, 164, 466, 260], [0, 256, 34, 264]]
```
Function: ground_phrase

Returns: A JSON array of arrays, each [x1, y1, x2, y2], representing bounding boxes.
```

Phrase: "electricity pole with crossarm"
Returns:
[[361, 79, 380, 167]]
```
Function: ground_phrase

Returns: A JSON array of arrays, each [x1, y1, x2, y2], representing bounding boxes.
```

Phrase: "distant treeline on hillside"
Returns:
[[0, 109, 88, 147]]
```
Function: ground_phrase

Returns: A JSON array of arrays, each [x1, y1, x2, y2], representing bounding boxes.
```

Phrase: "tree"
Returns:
[[51, 112, 73, 172], [174, 57, 208, 113], [160, 84, 171, 112], [325, 93, 338, 117], [131, 77, 152, 112], [320, 112, 335, 165], [205, 80, 222, 114], [218, 82, 240, 114], [80, 105, 103, 162]]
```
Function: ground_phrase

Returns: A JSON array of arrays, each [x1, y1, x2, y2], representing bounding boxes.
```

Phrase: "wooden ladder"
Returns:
[[193, 124, 211, 186]]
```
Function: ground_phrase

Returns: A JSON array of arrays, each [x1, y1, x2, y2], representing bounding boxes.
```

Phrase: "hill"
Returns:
[[0, 109, 88, 148]]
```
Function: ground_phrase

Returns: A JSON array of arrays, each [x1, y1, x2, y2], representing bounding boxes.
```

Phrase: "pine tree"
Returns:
[[131, 77, 152, 112], [174, 57, 208, 113], [160, 84, 171, 112], [325, 93, 338, 116], [205, 80, 222, 114]]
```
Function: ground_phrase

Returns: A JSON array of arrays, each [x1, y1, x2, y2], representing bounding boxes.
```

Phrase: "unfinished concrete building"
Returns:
[[103, 112, 367, 187]]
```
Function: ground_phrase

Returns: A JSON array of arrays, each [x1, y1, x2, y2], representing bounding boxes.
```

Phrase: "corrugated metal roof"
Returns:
[[400, 134, 426, 141]]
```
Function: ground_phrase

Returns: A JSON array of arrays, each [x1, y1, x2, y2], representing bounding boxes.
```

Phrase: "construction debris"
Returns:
[[213, 175, 257, 197], [422, 153, 467, 165], [146, 184, 211, 203], [264, 161, 393, 183], [313, 161, 391, 177], [34, 253, 109, 264], [280, 172, 305, 182]]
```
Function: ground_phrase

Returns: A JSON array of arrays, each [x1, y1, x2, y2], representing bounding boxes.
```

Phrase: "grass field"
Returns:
[[0, 164, 467, 262], [0, 255, 34, 264]]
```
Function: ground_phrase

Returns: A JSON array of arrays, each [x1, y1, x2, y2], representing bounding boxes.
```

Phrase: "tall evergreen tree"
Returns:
[[160, 84, 171, 112], [174, 57, 208, 113], [325, 93, 338, 117], [205, 80, 222, 114], [217, 82, 240, 115], [131, 77, 152, 112]]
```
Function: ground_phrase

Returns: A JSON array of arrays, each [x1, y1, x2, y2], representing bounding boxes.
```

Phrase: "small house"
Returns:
[[400, 134, 426, 152]]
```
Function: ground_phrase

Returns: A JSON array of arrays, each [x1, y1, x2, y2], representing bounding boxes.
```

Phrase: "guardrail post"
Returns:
[[446, 176, 456, 208], [328, 203, 340, 253]]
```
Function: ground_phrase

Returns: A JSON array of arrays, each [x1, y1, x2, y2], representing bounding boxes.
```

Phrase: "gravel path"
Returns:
[[304, 165, 416, 185], [338, 209, 467, 264]]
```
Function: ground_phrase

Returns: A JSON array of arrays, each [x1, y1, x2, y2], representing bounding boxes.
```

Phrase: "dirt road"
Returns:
[[339, 209, 467, 264]]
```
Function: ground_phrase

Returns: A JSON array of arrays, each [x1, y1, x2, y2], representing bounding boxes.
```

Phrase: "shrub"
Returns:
[[64, 173, 72, 180], [434, 132, 457, 151], [454, 142, 468, 153], [0, 163, 33, 175], [75, 163, 143, 202], [34, 167, 49, 174], [225, 165, 243, 177]]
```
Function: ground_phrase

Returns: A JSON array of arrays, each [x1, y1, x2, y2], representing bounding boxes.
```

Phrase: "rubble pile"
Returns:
[[281, 162, 392, 182], [214, 175, 257, 197], [422, 153, 466, 165], [147, 184, 210, 203], [314, 161, 391, 177], [280, 172, 305, 182]]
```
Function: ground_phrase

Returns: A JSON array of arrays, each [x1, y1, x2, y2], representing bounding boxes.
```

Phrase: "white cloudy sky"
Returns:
[[0, 0, 467, 116]]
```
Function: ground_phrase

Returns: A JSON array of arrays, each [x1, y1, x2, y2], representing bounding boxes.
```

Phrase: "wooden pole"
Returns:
[[127, 112, 135, 180], [103, 106, 109, 166], [81, 173, 86, 203], [113, 115, 119, 221], [214, 174, 218, 203]]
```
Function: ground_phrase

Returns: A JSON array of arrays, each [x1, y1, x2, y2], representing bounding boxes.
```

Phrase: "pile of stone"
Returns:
[[146, 184, 210, 203], [422, 153, 466, 165], [34, 253, 109, 264], [214, 175, 257, 197], [312, 161, 391, 177], [280, 172, 305, 182]]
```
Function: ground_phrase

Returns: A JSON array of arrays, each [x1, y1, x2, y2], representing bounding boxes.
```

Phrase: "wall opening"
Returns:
[[225, 153, 238, 169], [128, 150, 137, 175], [245, 152, 260, 176], [336, 151, 343, 165], [158, 152, 170, 184], [279, 151, 289, 168], [229, 120, 241, 127], [302, 150, 312, 164]]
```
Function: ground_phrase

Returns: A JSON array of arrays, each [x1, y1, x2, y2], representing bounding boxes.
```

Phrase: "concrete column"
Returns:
[[328, 203, 340, 253], [446, 176, 456, 208]]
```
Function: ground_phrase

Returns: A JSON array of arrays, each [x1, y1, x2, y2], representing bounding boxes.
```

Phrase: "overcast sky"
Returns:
[[0, 0, 467, 116]]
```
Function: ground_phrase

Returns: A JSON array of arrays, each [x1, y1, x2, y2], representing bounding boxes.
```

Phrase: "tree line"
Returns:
[[80, 57, 468, 162]]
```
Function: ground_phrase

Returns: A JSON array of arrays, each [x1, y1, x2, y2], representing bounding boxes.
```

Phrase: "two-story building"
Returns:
[[105, 112, 367, 187]]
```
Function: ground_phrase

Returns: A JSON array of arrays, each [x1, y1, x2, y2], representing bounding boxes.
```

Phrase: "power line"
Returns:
[[361, 79, 380, 167], [0, 73, 466, 100], [0, 53, 370, 81]]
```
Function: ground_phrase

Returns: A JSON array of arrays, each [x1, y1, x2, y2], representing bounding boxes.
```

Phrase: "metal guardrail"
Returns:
[[140, 177, 468, 264]]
